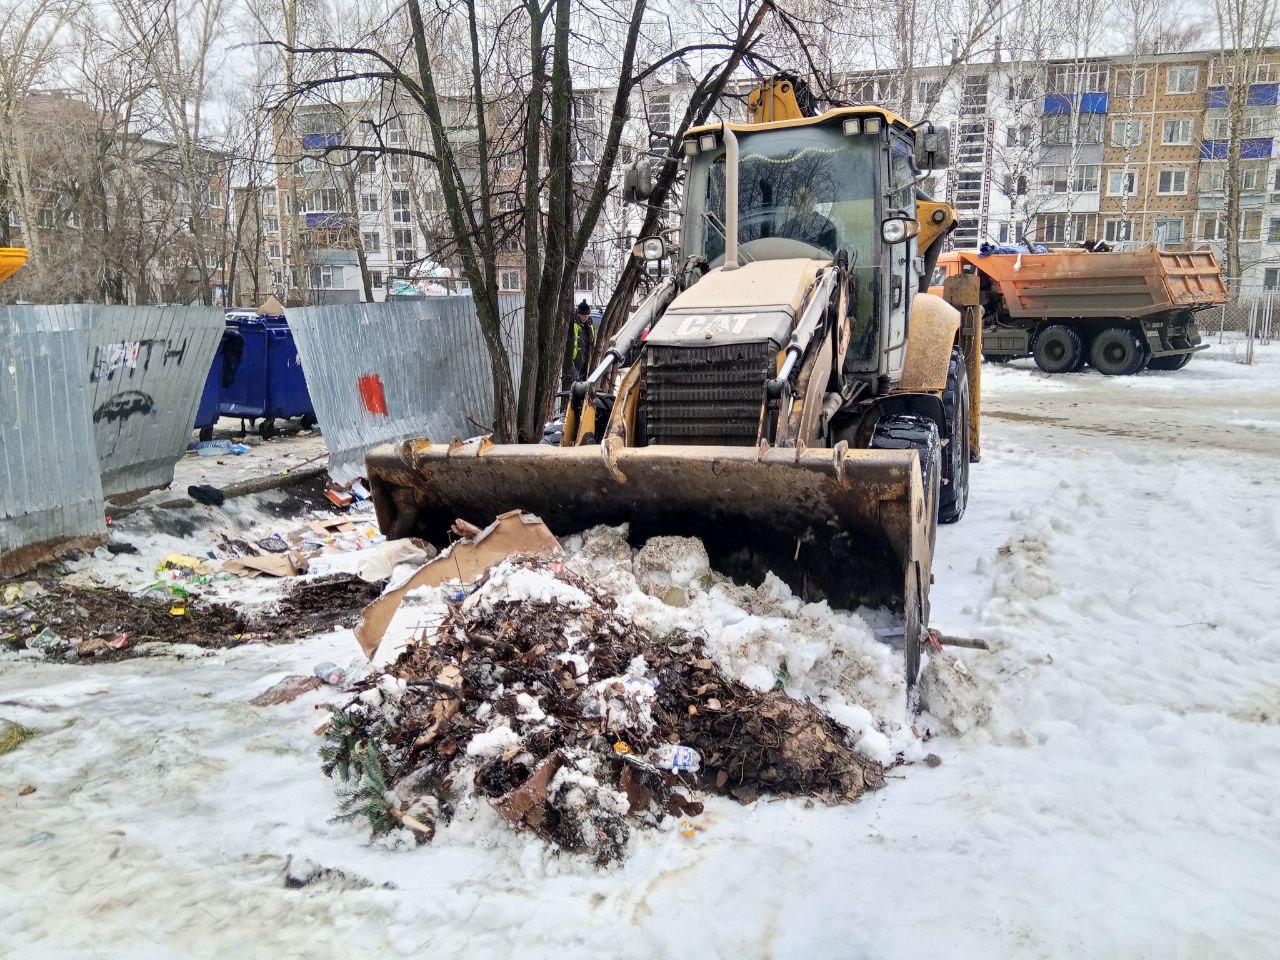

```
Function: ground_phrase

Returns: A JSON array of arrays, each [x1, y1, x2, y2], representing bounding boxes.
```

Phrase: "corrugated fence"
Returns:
[[0, 307, 106, 574], [290, 294, 525, 483], [1, 304, 223, 574], [83, 306, 225, 497]]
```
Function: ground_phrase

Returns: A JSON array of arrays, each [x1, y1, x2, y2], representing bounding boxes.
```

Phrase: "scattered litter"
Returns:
[[188, 484, 226, 506], [352, 539, 433, 584], [18, 784, 36, 797], [250, 675, 324, 706], [354, 510, 561, 658], [678, 819, 704, 837], [322, 555, 884, 864], [194, 439, 249, 457], [325, 482, 354, 509], [350, 480, 371, 501], [92, 545, 114, 561], [3, 582, 45, 605], [257, 535, 290, 554], [0, 719, 40, 756], [105, 539, 139, 556], [314, 662, 348, 686], [654, 744, 702, 773], [160, 555, 216, 576], [223, 553, 308, 579], [169, 605, 187, 617]]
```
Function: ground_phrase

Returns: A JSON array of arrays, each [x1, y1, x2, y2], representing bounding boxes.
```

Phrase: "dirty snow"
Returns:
[[2, 343, 1279, 957]]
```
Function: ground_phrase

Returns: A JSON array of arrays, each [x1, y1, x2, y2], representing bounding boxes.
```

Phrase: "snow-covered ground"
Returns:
[[2, 345, 1278, 958]]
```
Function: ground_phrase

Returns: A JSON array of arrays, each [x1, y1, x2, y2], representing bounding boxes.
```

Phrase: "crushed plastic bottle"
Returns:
[[313, 662, 347, 686], [653, 743, 702, 773]]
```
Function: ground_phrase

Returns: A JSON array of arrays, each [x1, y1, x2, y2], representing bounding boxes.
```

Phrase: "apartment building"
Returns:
[[886, 49, 1280, 286], [262, 95, 626, 307]]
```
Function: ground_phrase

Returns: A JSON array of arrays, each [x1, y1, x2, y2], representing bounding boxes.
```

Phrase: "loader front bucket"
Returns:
[[367, 439, 934, 679]]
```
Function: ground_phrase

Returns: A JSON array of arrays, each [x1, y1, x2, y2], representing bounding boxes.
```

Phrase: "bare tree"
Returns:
[[1212, 0, 1278, 283]]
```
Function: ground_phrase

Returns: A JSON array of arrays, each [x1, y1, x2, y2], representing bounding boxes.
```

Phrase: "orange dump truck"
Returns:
[[929, 247, 1227, 374]]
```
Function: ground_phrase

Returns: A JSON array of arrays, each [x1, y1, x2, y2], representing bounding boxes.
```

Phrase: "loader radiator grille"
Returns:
[[643, 342, 774, 446]]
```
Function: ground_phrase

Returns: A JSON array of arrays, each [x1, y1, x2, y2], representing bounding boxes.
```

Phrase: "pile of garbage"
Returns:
[[320, 550, 888, 864]]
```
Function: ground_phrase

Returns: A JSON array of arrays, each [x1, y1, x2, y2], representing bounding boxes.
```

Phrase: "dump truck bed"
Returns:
[[946, 248, 1227, 320], [0, 248, 28, 285]]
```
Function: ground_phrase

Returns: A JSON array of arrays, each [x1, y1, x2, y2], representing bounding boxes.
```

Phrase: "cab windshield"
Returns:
[[686, 125, 879, 268]]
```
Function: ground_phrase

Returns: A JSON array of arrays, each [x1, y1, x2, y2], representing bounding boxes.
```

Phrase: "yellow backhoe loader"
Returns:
[[367, 76, 981, 686]]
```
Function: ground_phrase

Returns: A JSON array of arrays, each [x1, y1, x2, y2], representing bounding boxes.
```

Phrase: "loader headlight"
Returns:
[[864, 116, 883, 135], [881, 215, 920, 244], [640, 236, 666, 261], [683, 139, 699, 156], [843, 117, 863, 136], [699, 133, 717, 151]]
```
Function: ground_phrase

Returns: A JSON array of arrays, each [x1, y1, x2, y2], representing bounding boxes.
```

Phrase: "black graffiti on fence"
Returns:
[[90, 336, 193, 383], [93, 390, 155, 424]]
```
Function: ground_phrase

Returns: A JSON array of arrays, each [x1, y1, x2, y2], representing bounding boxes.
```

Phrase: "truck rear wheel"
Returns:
[[1090, 327, 1146, 376], [1033, 325, 1083, 373], [939, 348, 969, 524], [1148, 352, 1193, 371]]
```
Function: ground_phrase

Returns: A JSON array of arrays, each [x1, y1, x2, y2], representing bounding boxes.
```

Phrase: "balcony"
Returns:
[[300, 132, 343, 150], [1043, 92, 1108, 114], [1205, 83, 1279, 108], [1200, 138, 1273, 160], [304, 211, 354, 228]]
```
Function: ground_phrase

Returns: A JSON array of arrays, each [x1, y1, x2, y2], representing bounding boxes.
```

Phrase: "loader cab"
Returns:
[[678, 109, 937, 383]]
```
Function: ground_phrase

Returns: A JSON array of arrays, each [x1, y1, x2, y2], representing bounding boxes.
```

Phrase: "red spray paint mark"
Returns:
[[358, 374, 388, 416]]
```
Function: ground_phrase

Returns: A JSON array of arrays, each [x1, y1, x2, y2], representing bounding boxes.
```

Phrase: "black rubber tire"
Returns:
[[939, 348, 970, 524], [1148, 352, 1193, 371], [198, 426, 214, 442], [983, 353, 1011, 364], [1033, 325, 1083, 373], [871, 414, 942, 549], [1090, 327, 1147, 376], [258, 418, 277, 440], [299, 414, 317, 430]]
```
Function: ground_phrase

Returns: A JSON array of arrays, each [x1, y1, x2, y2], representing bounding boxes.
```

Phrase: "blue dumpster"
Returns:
[[219, 311, 315, 438], [193, 345, 223, 441]]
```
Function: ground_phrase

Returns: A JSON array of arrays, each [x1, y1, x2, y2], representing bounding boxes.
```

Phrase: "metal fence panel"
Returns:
[[82, 306, 225, 498], [0, 306, 106, 574], [289, 294, 525, 483]]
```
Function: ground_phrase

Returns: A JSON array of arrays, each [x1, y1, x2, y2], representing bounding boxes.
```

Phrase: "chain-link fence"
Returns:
[[1207, 283, 1277, 363]]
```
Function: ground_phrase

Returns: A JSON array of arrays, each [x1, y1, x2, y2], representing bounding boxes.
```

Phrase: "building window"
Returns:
[[1265, 267, 1280, 289], [573, 140, 594, 163], [498, 193, 517, 212], [1107, 169, 1138, 195], [386, 154, 408, 185], [269, 242, 281, 260], [1111, 120, 1143, 148], [1200, 213, 1227, 239], [362, 231, 381, 253], [361, 192, 380, 212], [1155, 218, 1185, 244], [1157, 169, 1188, 195], [1167, 65, 1199, 94], [960, 75, 988, 112], [575, 269, 596, 292], [309, 264, 344, 289], [391, 189, 411, 224], [1040, 213, 1084, 243], [958, 123, 985, 163], [1006, 75, 1035, 100], [573, 94, 597, 121], [1003, 174, 1028, 197], [263, 215, 279, 233], [1047, 63, 1107, 94], [1005, 123, 1033, 148], [1114, 68, 1148, 98], [393, 227, 414, 262], [1244, 210, 1263, 241], [1268, 217, 1280, 242], [371, 270, 384, 288], [499, 269, 521, 291], [308, 188, 342, 211], [1162, 118, 1194, 145], [1039, 164, 1098, 193], [1103, 218, 1133, 242], [647, 91, 671, 134], [915, 79, 941, 106]]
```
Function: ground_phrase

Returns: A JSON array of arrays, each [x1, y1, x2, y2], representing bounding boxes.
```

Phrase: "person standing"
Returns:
[[569, 299, 596, 381]]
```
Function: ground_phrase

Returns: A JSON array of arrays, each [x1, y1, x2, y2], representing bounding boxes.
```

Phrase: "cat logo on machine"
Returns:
[[672, 313, 754, 340]]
